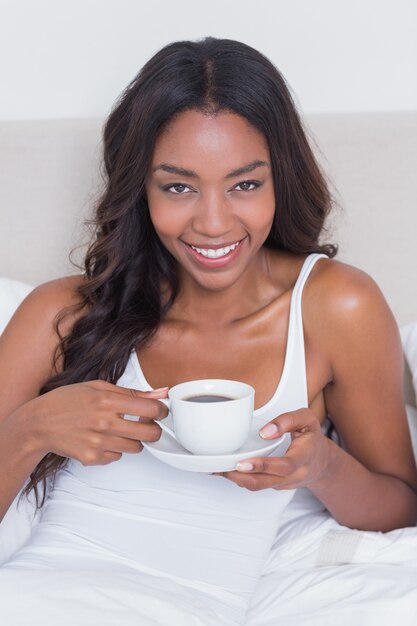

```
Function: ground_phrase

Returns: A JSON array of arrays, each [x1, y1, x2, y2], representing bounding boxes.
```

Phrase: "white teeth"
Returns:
[[190, 241, 240, 258]]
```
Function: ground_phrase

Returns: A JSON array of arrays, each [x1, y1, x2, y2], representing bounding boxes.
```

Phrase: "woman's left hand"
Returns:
[[213, 408, 334, 491]]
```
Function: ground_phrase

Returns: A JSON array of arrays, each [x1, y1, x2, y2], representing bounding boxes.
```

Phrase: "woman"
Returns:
[[0, 37, 416, 625]]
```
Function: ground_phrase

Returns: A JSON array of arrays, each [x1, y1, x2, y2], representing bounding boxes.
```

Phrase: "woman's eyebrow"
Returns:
[[152, 160, 270, 179], [152, 163, 197, 178], [225, 160, 270, 179]]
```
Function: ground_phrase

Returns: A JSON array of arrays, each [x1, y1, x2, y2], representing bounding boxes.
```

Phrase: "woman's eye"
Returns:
[[234, 180, 261, 192], [163, 183, 192, 194]]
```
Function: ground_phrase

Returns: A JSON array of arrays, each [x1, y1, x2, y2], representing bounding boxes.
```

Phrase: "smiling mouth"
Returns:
[[184, 238, 245, 259]]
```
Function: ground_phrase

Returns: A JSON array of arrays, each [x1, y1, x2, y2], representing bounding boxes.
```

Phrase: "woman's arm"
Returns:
[[218, 261, 417, 531], [0, 279, 79, 519], [0, 278, 168, 521], [310, 261, 417, 529]]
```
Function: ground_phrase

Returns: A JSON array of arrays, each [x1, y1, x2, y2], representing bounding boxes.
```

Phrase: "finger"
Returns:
[[108, 419, 162, 442], [100, 451, 123, 465], [138, 400, 170, 423], [80, 450, 123, 466], [235, 453, 302, 477], [88, 380, 169, 398], [89, 380, 170, 407], [213, 470, 292, 491], [113, 385, 169, 398], [103, 436, 144, 454], [241, 427, 316, 470], [96, 391, 169, 420], [258, 408, 319, 440]]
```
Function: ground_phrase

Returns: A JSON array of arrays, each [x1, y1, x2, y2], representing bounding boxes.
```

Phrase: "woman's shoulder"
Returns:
[[18, 274, 87, 326], [304, 256, 399, 353], [268, 250, 387, 314], [307, 256, 388, 315], [2, 274, 87, 352], [0, 275, 87, 405], [271, 250, 383, 309], [25, 274, 86, 307]]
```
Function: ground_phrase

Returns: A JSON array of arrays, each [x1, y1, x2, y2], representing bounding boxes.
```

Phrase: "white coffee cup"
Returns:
[[158, 379, 255, 455]]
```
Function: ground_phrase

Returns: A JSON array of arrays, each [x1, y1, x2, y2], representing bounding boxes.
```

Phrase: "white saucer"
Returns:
[[142, 414, 291, 472]]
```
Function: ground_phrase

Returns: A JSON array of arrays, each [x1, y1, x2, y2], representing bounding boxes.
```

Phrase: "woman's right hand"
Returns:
[[22, 380, 169, 466]]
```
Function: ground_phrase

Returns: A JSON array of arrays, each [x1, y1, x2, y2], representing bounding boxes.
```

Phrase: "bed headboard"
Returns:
[[0, 113, 416, 326]]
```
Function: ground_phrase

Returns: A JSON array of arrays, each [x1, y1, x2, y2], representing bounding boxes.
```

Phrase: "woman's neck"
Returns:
[[167, 248, 289, 329]]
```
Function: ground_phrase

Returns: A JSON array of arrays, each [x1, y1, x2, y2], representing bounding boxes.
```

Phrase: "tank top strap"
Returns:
[[284, 253, 328, 407]]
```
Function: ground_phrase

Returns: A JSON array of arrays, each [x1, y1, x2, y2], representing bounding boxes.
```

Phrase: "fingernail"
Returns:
[[259, 423, 279, 439], [153, 387, 169, 392], [236, 462, 254, 472]]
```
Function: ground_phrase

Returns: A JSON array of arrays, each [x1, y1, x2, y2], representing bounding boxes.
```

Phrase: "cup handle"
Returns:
[[157, 398, 177, 441]]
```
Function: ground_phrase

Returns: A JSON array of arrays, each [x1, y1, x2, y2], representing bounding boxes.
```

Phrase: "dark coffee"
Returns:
[[183, 394, 235, 403]]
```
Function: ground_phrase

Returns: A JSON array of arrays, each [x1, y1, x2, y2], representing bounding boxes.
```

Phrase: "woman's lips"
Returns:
[[182, 237, 246, 268]]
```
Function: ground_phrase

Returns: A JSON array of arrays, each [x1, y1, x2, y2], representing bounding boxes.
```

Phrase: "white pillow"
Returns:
[[400, 321, 417, 407], [400, 322, 417, 465], [406, 404, 417, 464], [0, 277, 34, 334]]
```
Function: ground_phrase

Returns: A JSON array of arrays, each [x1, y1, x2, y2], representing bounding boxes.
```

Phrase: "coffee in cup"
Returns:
[[159, 379, 254, 455], [183, 394, 235, 403]]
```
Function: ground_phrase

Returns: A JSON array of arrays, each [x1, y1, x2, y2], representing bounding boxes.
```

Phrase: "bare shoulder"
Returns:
[[305, 257, 393, 322], [22, 273, 84, 302], [303, 257, 401, 373], [19, 274, 85, 312], [9, 274, 87, 336]]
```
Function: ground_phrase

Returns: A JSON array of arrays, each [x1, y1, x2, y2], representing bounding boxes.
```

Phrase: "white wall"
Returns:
[[1, 0, 416, 120]]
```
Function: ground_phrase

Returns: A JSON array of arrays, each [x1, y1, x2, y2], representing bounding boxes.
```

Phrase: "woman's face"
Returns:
[[145, 109, 276, 291]]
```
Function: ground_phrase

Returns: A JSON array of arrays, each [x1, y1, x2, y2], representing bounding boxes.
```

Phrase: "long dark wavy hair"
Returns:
[[25, 36, 337, 505]]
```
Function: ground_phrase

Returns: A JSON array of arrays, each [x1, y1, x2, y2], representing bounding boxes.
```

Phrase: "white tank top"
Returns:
[[6, 254, 327, 609]]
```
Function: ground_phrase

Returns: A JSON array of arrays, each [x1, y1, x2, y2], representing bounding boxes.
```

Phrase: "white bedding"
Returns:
[[247, 487, 417, 625], [2, 485, 417, 625]]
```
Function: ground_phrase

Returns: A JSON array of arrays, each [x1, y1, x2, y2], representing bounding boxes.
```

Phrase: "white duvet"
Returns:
[[1, 486, 417, 626]]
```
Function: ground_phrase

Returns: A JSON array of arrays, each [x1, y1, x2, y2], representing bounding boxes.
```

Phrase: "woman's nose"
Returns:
[[192, 191, 234, 237]]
